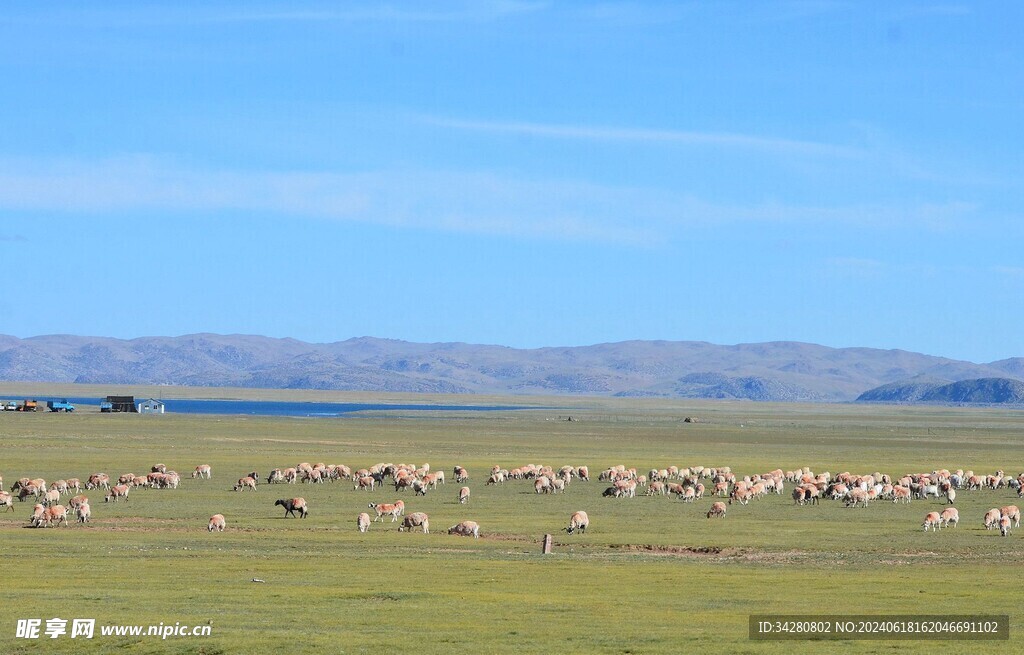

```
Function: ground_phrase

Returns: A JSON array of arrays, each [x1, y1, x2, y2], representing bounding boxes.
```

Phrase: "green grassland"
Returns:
[[1, 392, 1023, 654]]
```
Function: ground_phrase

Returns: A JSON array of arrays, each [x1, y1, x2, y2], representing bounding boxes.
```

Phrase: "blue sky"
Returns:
[[1, 2, 1021, 362]]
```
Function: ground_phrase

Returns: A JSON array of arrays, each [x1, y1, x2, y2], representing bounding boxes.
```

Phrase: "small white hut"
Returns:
[[138, 398, 165, 414]]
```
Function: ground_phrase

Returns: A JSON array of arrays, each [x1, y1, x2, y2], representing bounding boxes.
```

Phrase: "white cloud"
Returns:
[[163, 2, 548, 26], [424, 116, 864, 159], [0, 155, 986, 245], [993, 266, 1024, 279], [825, 257, 886, 278], [0, 156, 654, 245]]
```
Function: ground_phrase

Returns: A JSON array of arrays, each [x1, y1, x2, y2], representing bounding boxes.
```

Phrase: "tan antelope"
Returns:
[[398, 512, 430, 534], [42, 505, 69, 527], [565, 510, 589, 535], [1001, 505, 1021, 528], [448, 520, 480, 538], [922, 511, 942, 532], [233, 477, 257, 492], [369, 502, 402, 522], [707, 501, 727, 518], [105, 484, 130, 503]]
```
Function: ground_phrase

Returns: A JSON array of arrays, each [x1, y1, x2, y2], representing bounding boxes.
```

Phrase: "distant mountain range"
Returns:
[[1, 333, 1022, 403], [856, 377, 1024, 404]]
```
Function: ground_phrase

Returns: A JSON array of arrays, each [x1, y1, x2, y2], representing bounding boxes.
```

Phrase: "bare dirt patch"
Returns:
[[608, 543, 736, 558]]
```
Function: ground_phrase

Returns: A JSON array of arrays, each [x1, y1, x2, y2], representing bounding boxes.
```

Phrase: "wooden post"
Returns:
[[542, 533, 552, 554]]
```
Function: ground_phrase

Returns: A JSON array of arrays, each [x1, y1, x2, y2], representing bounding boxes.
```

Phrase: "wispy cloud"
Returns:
[[425, 116, 864, 159], [887, 4, 972, 20], [7, 2, 547, 28], [197, 2, 546, 24], [825, 257, 887, 278], [664, 196, 979, 231], [993, 266, 1024, 279], [573, 2, 697, 25], [0, 156, 987, 246], [0, 156, 655, 245]]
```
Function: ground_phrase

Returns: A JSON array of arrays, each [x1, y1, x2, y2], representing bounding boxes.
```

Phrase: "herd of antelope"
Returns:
[[4, 460, 1023, 539]]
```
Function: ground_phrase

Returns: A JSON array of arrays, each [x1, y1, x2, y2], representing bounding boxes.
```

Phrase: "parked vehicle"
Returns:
[[3, 401, 17, 411], [46, 399, 75, 412], [17, 400, 38, 412], [100, 401, 113, 412]]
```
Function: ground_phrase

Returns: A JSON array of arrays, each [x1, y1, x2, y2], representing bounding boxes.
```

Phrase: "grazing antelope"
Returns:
[[1001, 505, 1021, 528], [76, 502, 91, 524], [208, 514, 226, 532], [192, 465, 212, 480], [922, 511, 942, 532], [453, 466, 469, 483], [412, 479, 429, 496], [275, 498, 308, 518], [394, 475, 416, 493], [234, 477, 257, 492], [29, 503, 46, 527], [105, 484, 130, 503], [354, 476, 376, 491], [357, 512, 371, 533], [398, 512, 430, 533], [448, 520, 480, 538], [892, 486, 912, 504], [42, 505, 69, 527], [0, 491, 13, 512], [43, 489, 61, 507], [369, 502, 402, 522], [66, 495, 89, 512], [458, 486, 470, 504], [845, 488, 869, 508], [707, 501, 727, 518], [565, 510, 589, 535], [1000, 515, 1012, 537], [940, 507, 959, 528]]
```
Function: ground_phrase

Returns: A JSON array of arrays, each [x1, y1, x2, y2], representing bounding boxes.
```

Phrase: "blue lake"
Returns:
[[44, 397, 535, 418]]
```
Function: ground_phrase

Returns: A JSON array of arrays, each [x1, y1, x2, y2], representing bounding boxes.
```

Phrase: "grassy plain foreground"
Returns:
[[1, 390, 1023, 654]]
